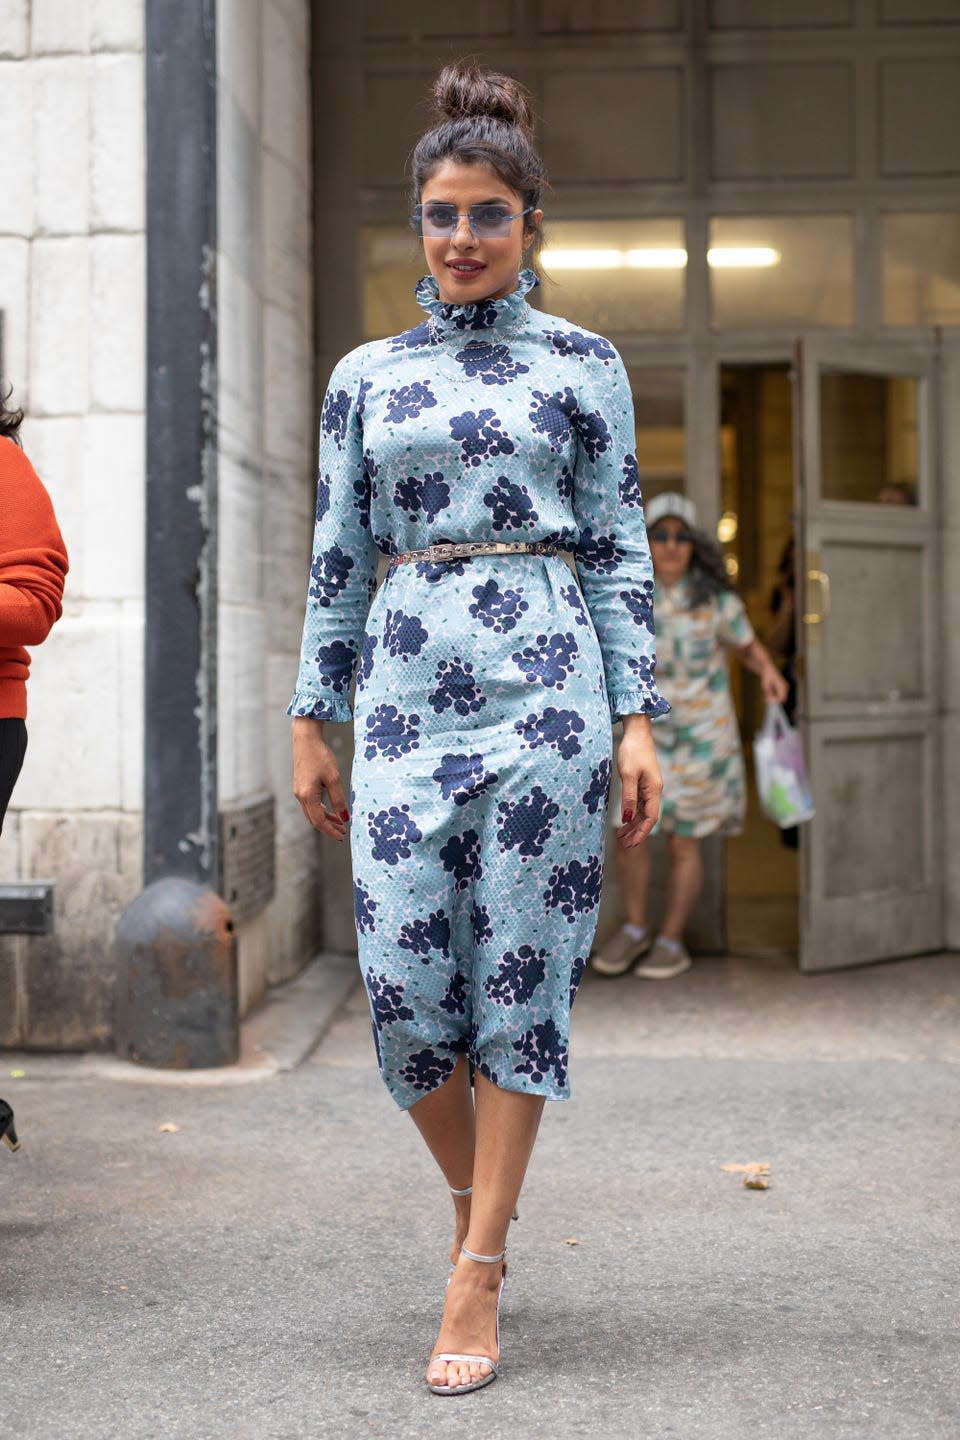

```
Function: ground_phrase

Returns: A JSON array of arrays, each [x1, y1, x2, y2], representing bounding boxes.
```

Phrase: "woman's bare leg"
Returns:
[[660, 834, 703, 943], [413, 1072, 545, 1391], [408, 1055, 476, 1263], [614, 837, 652, 929]]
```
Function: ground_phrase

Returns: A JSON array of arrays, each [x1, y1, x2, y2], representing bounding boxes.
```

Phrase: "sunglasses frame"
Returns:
[[411, 203, 535, 239], [649, 528, 695, 545]]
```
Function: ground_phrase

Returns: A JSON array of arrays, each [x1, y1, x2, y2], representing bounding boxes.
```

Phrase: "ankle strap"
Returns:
[[449, 1184, 473, 1197], [460, 1245, 506, 1264]]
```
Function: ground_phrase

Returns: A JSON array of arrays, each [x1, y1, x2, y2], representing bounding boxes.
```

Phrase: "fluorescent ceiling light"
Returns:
[[707, 246, 780, 268], [541, 246, 781, 271]]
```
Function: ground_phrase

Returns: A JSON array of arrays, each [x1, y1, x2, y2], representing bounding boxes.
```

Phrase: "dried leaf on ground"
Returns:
[[564, 1238, 581, 1246], [721, 1161, 770, 1175], [158, 1122, 180, 1134], [743, 1174, 770, 1190]]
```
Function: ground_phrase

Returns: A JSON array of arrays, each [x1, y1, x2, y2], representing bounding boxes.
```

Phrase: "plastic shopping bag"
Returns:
[[753, 702, 815, 828]]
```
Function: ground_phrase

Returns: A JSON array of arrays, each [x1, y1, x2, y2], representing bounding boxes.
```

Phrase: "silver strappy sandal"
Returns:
[[447, 1185, 518, 1275], [427, 1245, 506, 1396]]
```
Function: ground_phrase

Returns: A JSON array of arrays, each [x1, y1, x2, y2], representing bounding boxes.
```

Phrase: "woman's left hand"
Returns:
[[616, 714, 663, 849], [761, 666, 790, 706]]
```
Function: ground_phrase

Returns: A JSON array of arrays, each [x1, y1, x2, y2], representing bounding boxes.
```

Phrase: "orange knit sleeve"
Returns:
[[0, 439, 69, 648]]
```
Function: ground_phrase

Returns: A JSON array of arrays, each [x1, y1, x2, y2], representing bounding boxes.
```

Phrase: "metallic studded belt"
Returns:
[[394, 540, 558, 566]]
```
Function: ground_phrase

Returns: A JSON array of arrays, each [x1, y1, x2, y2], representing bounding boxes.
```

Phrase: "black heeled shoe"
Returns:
[[0, 1099, 20, 1152]]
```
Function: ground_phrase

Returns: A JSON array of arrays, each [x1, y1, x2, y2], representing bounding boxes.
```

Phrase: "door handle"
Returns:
[[804, 568, 831, 625]]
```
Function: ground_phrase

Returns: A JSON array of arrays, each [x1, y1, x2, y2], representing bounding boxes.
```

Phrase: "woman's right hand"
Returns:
[[292, 718, 350, 841]]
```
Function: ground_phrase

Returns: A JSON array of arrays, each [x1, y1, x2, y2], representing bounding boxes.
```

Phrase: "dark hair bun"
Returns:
[[433, 62, 533, 135]]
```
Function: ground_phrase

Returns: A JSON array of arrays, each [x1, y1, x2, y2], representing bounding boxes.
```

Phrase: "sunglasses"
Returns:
[[649, 528, 694, 545], [411, 203, 534, 239]]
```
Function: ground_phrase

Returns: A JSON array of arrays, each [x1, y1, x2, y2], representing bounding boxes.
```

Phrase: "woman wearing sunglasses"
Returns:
[[592, 492, 787, 982], [290, 62, 667, 1394]]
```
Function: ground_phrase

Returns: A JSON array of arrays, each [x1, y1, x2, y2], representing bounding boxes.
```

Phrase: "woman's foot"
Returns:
[[634, 935, 691, 979], [427, 1251, 504, 1393]]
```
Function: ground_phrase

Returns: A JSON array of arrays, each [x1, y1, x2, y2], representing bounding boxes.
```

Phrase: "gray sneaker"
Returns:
[[590, 926, 652, 977], [633, 937, 691, 980]]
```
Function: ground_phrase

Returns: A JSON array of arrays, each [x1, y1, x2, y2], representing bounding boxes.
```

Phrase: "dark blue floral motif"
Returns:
[[354, 881, 377, 936], [576, 528, 624, 574], [485, 945, 547, 1007], [366, 967, 415, 1067], [321, 387, 351, 446], [529, 387, 577, 452], [374, 531, 398, 558], [398, 908, 451, 960], [363, 449, 380, 490], [437, 297, 500, 331], [511, 631, 579, 689], [545, 329, 616, 363], [384, 381, 437, 424], [543, 855, 604, 922], [476, 1057, 500, 1085], [315, 473, 330, 523], [439, 969, 468, 1016], [383, 608, 429, 660], [582, 757, 612, 815], [356, 379, 372, 418], [356, 633, 377, 690], [399, 1047, 456, 1093], [569, 955, 587, 1008], [628, 654, 658, 687], [573, 406, 613, 463], [557, 464, 574, 502], [560, 581, 589, 627], [432, 752, 499, 807], [367, 804, 422, 864], [388, 322, 432, 352], [429, 657, 487, 717], [315, 638, 357, 695], [472, 902, 493, 946], [496, 786, 560, 858], [619, 452, 642, 508], [309, 544, 354, 606], [483, 477, 540, 531], [512, 1017, 568, 1089], [449, 408, 515, 467], [513, 706, 586, 760], [393, 470, 451, 523], [439, 828, 483, 891], [468, 578, 529, 635], [352, 476, 370, 529], [454, 342, 530, 385], [363, 704, 421, 762], [621, 581, 655, 634]]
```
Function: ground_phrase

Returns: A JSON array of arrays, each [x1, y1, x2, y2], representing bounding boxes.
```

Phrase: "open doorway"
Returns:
[[718, 364, 799, 956]]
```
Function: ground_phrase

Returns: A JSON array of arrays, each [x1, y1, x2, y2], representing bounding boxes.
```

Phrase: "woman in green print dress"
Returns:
[[290, 64, 666, 1394], [592, 492, 787, 982]]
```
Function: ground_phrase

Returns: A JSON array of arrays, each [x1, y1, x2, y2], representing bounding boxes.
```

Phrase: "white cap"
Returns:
[[644, 491, 698, 529]]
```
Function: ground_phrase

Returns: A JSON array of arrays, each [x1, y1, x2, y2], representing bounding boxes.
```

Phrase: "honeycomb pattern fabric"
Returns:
[[290, 269, 668, 1108], [652, 577, 755, 838]]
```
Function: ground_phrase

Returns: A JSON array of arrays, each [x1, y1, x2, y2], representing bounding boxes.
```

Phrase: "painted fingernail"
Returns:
[[622, 810, 633, 824], [340, 810, 350, 822]]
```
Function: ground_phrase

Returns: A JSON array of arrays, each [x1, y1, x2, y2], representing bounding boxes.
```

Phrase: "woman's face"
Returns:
[[419, 159, 541, 305], [648, 514, 695, 587]]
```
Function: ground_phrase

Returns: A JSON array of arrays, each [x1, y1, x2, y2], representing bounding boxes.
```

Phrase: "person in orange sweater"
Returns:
[[0, 387, 68, 1154], [0, 389, 68, 835]]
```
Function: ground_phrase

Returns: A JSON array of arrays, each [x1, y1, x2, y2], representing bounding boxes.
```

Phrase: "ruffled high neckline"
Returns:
[[415, 268, 539, 338]]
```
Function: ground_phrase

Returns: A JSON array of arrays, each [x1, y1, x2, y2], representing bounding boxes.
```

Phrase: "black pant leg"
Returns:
[[0, 719, 28, 836]]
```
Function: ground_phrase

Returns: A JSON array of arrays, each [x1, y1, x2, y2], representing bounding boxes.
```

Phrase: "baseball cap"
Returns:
[[644, 491, 698, 529]]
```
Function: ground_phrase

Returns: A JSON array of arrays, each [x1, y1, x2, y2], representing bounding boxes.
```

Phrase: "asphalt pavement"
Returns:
[[1, 949, 958, 1440]]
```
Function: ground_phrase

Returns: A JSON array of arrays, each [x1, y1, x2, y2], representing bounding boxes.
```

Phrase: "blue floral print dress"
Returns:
[[289, 269, 667, 1109]]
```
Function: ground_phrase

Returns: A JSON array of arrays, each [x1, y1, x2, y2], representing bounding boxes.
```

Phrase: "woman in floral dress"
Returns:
[[290, 63, 666, 1394], [592, 492, 787, 982]]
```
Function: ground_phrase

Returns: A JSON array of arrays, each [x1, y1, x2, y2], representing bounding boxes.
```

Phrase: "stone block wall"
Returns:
[[0, 1, 146, 1049]]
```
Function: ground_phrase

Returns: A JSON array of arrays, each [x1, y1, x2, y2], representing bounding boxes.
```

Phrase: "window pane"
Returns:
[[628, 366, 686, 502], [364, 226, 424, 340], [882, 212, 960, 327], [538, 219, 686, 333], [820, 372, 919, 505], [710, 215, 853, 329]]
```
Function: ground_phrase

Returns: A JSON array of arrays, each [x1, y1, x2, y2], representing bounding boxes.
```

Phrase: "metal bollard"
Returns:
[[114, 877, 238, 1068]]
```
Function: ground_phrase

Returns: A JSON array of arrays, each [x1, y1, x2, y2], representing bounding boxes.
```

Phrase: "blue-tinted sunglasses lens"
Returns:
[[414, 205, 517, 238], [650, 529, 694, 545]]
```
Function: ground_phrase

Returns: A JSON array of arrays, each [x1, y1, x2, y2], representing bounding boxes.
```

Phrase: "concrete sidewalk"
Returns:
[[1, 950, 957, 1439]]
